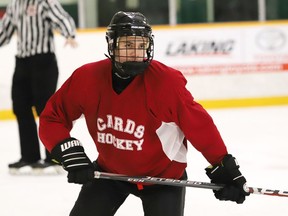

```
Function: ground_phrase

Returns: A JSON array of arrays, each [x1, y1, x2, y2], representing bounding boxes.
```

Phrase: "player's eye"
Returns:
[[139, 43, 148, 49], [125, 43, 133, 48]]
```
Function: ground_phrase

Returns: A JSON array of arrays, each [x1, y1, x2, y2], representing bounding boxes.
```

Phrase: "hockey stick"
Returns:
[[94, 171, 288, 197]]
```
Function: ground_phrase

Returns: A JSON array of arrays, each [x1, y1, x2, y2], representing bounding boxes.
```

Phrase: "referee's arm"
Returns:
[[0, 3, 15, 47], [44, 0, 76, 39]]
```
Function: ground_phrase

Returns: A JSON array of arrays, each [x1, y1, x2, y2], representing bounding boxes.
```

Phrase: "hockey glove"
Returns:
[[51, 138, 94, 184], [205, 154, 250, 204]]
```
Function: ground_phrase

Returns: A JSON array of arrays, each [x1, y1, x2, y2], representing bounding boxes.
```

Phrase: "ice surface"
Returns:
[[1, 106, 288, 216]]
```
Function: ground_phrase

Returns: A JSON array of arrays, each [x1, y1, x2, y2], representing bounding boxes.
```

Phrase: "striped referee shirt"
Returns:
[[0, 0, 76, 57]]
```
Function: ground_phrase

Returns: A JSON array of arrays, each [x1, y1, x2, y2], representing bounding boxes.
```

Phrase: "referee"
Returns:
[[0, 0, 77, 175]]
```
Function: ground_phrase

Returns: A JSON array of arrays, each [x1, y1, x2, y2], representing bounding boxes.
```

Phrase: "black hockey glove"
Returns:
[[51, 138, 94, 184], [205, 154, 250, 204]]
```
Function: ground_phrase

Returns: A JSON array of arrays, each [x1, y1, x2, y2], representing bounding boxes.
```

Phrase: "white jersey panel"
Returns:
[[156, 121, 187, 163]]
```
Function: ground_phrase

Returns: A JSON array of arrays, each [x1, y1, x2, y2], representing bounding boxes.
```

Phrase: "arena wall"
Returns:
[[1, 21, 288, 120]]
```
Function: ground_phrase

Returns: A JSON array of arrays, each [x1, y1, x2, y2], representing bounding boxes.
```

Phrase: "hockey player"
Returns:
[[39, 11, 249, 216]]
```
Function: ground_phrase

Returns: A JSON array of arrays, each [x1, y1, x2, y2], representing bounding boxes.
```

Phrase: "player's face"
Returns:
[[115, 36, 149, 63]]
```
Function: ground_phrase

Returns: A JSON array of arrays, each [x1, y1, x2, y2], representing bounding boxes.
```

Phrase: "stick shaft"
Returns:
[[248, 187, 288, 197], [94, 171, 288, 197], [94, 171, 223, 190]]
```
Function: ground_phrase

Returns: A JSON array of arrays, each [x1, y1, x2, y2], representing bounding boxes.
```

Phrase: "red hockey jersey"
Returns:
[[39, 59, 227, 179]]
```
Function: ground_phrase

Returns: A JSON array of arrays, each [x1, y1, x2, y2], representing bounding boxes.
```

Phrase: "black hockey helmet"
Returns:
[[106, 11, 154, 78]]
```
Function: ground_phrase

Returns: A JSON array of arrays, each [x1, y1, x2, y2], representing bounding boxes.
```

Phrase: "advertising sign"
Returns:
[[154, 24, 288, 75]]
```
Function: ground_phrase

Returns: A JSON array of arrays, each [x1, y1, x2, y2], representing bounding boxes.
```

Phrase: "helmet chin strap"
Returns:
[[114, 61, 149, 79]]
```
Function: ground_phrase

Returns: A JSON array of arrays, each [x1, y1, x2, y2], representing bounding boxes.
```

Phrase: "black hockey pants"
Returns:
[[70, 162, 187, 216]]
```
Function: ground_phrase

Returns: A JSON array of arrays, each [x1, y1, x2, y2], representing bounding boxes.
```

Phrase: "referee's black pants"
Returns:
[[12, 53, 58, 163]]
